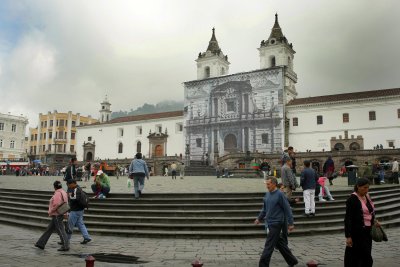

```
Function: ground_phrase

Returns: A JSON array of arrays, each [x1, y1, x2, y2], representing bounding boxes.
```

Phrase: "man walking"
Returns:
[[66, 180, 91, 244], [254, 177, 298, 267], [281, 158, 298, 199], [300, 160, 318, 217]]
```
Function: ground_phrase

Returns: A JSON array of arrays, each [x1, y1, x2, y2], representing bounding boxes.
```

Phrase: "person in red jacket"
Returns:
[[35, 180, 70, 251]]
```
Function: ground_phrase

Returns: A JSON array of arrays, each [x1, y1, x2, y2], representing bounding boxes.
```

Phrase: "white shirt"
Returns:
[[392, 161, 399, 172]]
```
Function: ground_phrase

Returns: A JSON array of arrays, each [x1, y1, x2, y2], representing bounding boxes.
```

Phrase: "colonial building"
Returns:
[[184, 14, 297, 163], [28, 111, 98, 165], [76, 99, 184, 161], [0, 113, 29, 160], [286, 88, 400, 151]]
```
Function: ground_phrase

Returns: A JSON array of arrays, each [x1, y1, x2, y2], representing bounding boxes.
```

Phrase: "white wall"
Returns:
[[76, 116, 184, 161], [287, 97, 400, 151], [0, 113, 28, 159]]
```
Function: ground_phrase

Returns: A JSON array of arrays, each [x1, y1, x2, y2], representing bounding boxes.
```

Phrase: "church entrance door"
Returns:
[[86, 152, 93, 161], [224, 134, 237, 152], [155, 145, 163, 157]]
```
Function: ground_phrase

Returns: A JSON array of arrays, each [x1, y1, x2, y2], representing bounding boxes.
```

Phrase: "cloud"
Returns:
[[0, 0, 400, 131]]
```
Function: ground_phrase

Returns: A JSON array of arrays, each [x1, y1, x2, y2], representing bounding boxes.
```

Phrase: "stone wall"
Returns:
[[217, 149, 400, 176]]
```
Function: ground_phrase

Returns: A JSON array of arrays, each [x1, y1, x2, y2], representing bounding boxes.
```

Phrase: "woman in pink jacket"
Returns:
[[35, 180, 70, 251]]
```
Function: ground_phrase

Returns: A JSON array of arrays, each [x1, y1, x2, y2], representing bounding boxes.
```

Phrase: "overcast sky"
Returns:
[[1, 0, 399, 129]]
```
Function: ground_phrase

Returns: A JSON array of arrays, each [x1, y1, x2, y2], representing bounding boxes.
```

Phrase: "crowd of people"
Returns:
[[26, 148, 396, 266]]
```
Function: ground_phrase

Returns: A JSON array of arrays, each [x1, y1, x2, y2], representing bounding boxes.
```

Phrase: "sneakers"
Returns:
[[310, 213, 315, 217], [80, 238, 92, 244], [329, 198, 335, 201], [319, 198, 327, 202], [98, 193, 106, 199], [57, 247, 70, 251]]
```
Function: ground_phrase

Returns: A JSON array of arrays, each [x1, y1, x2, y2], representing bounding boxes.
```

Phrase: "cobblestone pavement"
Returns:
[[0, 175, 399, 266], [0, 224, 399, 267]]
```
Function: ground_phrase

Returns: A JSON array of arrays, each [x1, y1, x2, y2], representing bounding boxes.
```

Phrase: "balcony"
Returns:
[[54, 138, 67, 143]]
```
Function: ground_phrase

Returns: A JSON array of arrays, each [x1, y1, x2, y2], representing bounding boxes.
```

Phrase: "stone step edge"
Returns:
[[1, 209, 399, 228], [0, 216, 399, 238]]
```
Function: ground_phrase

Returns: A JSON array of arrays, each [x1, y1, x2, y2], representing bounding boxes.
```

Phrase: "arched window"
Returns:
[[270, 56, 276, 67], [287, 57, 291, 68], [118, 142, 123, 153], [334, 143, 345, 151], [221, 67, 225, 75], [205, 66, 210, 78], [137, 141, 142, 153], [349, 142, 361, 150]]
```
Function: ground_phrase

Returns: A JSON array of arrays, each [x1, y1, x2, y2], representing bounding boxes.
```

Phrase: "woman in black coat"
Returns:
[[344, 178, 380, 267]]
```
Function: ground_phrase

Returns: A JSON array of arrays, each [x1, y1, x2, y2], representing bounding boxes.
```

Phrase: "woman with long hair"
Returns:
[[344, 178, 380, 266]]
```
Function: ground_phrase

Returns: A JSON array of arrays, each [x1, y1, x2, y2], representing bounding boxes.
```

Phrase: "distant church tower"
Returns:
[[99, 95, 112, 123], [196, 28, 230, 80], [259, 14, 297, 101]]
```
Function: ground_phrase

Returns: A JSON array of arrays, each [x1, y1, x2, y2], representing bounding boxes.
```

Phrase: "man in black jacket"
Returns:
[[66, 180, 91, 244], [64, 157, 77, 182]]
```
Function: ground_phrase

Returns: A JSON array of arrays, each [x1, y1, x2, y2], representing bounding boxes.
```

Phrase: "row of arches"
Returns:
[[333, 142, 361, 151]]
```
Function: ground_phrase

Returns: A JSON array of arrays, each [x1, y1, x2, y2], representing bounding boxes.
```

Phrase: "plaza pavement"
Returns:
[[0, 174, 399, 267]]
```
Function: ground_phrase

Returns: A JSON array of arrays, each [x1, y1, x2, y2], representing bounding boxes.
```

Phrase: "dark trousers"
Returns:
[[36, 215, 69, 249], [259, 223, 298, 267], [91, 184, 110, 196], [344, 227, 373, 267]]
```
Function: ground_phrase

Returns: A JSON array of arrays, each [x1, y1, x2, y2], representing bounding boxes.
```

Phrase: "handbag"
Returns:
[[371, 224, 388, 242], [56, 192, 70, 214]]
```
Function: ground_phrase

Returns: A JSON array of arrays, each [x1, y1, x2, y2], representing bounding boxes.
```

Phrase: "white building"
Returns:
[[286, 88, 400, 151], [76, 108, 184, 161], [0, 113, 29, 160]]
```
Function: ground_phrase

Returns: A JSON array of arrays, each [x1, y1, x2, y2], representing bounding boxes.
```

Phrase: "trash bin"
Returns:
[[346, 165, 358, 186]]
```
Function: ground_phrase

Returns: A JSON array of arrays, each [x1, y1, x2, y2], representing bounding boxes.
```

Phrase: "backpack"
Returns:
[[77, 188, 89, 209]]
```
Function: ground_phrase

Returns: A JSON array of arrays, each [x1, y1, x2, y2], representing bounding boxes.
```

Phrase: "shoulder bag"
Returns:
[[56, 191, 70, 214]]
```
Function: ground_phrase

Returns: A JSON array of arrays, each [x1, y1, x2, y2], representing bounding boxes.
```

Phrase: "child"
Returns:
[[317, 176, 335, 201]]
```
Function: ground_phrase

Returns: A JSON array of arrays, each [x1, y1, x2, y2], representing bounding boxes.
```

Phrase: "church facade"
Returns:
[[184, 15, 297, 163]]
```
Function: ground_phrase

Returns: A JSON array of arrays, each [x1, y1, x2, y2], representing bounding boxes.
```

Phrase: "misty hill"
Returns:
[[111, 100, 184, 119]]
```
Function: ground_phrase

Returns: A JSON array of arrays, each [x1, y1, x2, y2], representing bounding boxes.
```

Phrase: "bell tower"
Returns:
[[99, 95, 112, 123], [196, 28, 230, 80], [258, 14, 297, 101]]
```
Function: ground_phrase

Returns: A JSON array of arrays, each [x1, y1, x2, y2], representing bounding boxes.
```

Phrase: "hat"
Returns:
[[66, 179, 77, 185], [96, 170, 103, 176]]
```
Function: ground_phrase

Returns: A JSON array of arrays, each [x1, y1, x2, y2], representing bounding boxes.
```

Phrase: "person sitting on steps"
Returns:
[[91, 170, 110, 199]]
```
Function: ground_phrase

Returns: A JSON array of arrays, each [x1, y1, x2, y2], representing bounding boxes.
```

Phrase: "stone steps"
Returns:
[[0, 186, 399, 238]]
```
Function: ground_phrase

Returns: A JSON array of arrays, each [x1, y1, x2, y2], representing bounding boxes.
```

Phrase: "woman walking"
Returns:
[[35, 180, 70, 251], [344, 178, 380, 267]]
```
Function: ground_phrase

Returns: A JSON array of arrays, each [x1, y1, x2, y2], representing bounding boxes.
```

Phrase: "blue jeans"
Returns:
[[68, 210, 90, 240], [133, 175, 145, 198], [379, 170, 385, 182]]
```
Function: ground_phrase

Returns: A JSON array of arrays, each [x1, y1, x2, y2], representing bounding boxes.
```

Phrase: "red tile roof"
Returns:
[[287, 88, 400, 106], [83, 110, 183, 127]]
